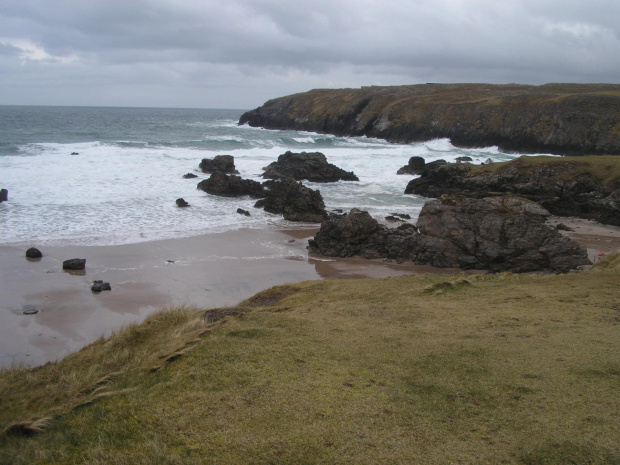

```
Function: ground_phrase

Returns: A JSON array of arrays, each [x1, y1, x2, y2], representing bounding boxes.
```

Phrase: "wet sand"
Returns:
[[2, 219, 619, 368]]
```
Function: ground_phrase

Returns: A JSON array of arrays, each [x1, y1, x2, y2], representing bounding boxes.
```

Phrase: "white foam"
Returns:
[[1, 118, 530, 247]]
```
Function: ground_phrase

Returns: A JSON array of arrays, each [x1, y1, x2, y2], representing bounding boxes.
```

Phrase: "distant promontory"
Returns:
[[239, 84, 620, 156]]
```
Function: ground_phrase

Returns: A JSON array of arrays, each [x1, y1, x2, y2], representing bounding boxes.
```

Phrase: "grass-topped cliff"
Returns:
[[239, 84, 620, 156], [405, 155, 620, 225], [2, 254, 619, 464]]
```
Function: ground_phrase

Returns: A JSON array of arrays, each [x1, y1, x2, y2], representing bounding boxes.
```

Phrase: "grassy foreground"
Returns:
[[1, 255, 619, 464]]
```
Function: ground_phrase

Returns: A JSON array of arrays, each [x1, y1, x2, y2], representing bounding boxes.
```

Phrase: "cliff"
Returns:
[[239, 83, 620, 156]]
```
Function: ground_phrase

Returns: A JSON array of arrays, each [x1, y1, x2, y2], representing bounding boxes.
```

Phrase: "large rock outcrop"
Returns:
[[197, 172, 265, 198], [308, 197, 590, 273], [262, 151, 359, 182], [199, 155, 238, 174], [239, 84, 620, 156], [255, 179, 327, 222], [405, 156, 620, 226]]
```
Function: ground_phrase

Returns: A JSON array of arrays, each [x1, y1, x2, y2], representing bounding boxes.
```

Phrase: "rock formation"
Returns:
[[405, 156, 620, 226], [199, 155, 239, 174], [63, 258, 86, 270], [183, 173, 198, 179], [396, 156, 426, 175], [197, 172, 265, 198], [262, 151, 358, 182], [25, 247, 42, 259], [0, 189, 7, 202], [176, 198, 190, 207], [239, 84, 620, 156], [308, 197, 590, 273], [255, 179, 327, 222]]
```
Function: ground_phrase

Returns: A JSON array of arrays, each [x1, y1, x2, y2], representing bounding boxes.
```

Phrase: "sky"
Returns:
[[1, 0, 619, 110]]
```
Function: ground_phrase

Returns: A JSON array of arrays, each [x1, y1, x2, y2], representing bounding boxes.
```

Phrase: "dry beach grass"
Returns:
[[1, 252, 619, 464]]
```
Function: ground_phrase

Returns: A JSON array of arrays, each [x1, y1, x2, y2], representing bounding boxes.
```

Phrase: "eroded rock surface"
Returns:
[[262, 151, 358, 182], [255, 179, 327, 222], [199, 155, 238, 174], [308, 197, 590, 273]]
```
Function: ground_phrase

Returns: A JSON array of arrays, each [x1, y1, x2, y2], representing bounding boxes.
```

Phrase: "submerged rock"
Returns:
[[0, 189, 7, 202], [199, 155, 238, 174], [262, 151, 358, 183], [237, 208, 251, 216], [176, 198, 190, 207], [308, 197, 590, 273], [183, 173, 198, 179]]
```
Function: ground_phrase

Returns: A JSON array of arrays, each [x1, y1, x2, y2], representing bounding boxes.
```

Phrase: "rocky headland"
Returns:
[[404, 155, 620, 226], [239, 83, 620, 156]]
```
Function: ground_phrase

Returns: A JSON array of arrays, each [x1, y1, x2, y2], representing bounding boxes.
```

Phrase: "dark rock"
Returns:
[[197, 172, 265, 198], [0, 189, 7, 202], [397, 156, 426, 175], [405, 157, 620, 226], [183, 173, 198, 179], [176, 198, 190, 207], [255, 179, 327, 222], [199, 155, 238, 174], [456, 156, 473, 162], [237, 208, 251, 216], [556, 223, 574, 231], [413, 196, 590, 273], [262, 151, 358, 183], [308, 197, 590, 273], [91, 280, 111, 293], [483, 158, 494, 165], [390, 212, 411, 220], [71, 152, 79, 155], [22, 309, 39, 315], [25, 247, 43, 259], [63, 258, 86, 270]]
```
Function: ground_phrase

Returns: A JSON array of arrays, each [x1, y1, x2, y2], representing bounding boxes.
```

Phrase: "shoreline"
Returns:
[[2, 218, 619, 368]]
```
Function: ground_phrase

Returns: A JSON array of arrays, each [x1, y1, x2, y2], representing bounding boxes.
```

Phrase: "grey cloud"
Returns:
[[0, 0, 618, 108]]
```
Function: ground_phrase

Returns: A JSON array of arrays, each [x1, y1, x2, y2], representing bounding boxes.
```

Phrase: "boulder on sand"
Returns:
[[262, 151, 358, 183], [25, 247, 43, 259], [308, 196, 590, 273], [63, 258, 86, 270]]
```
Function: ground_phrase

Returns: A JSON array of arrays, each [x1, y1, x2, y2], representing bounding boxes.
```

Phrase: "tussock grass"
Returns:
[[469, 155, 620, 187], [1, 268, 619, 464]]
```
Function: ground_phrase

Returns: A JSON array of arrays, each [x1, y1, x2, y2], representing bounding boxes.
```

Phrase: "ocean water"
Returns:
[[0, 105, 522, 247]]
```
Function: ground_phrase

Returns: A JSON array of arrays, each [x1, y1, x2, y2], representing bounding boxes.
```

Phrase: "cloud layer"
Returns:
[[1, 0, 619, 108]]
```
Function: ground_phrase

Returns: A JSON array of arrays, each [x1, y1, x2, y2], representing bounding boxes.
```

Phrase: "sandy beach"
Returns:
[[2, 218, 619, 368]]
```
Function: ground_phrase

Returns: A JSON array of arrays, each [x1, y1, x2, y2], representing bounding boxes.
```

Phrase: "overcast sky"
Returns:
[[1, 0, 618, 109]]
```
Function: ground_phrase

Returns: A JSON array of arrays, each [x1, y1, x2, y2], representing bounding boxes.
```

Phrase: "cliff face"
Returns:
[[239, 84, 620, 156]]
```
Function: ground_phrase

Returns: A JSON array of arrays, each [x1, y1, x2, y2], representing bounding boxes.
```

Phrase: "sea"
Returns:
[[1, 105, 523, 247]]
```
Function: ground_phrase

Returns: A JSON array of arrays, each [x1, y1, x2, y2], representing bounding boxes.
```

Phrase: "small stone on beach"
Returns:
[[63, 258, 86, 270], [25, 247, 43, 259], [91, 280, 111, 293]]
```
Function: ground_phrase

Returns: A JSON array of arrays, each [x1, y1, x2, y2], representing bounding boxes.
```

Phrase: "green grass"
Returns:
[[469, 155, 620, 186], [1, 255, 619, 464]]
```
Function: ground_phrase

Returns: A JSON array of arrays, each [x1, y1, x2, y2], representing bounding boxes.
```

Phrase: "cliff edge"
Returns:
[[239, 83, 620, 156]]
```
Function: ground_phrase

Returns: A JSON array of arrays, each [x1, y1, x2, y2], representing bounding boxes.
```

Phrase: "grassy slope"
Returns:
[[469, 155, 620, 187], [1, 256, 619, 464]]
